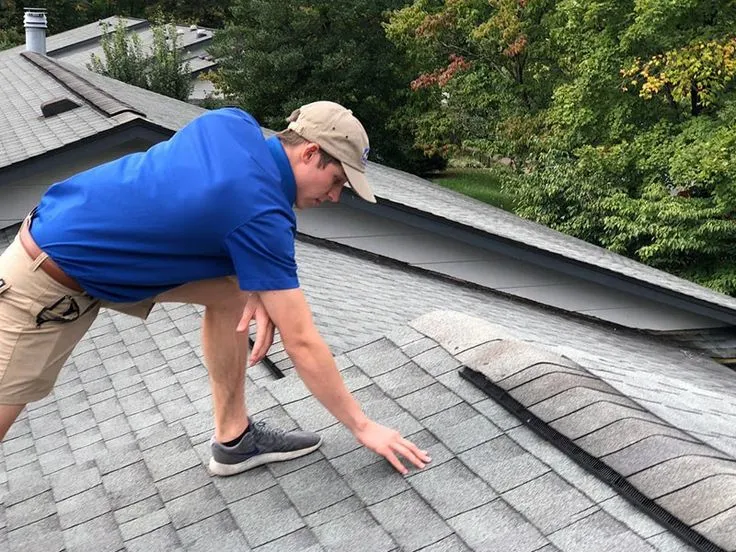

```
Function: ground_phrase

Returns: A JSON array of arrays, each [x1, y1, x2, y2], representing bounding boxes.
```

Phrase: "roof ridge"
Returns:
[[20, 51, 145, 119]]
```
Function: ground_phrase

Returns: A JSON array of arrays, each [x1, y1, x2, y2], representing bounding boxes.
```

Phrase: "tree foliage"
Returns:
[[87, 20, 192, 101], [388, 0, 736, 295], [208, 0, 444, 174]]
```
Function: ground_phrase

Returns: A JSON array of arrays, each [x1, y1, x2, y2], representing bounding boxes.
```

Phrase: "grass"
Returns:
[[430, 168, 516, 211]]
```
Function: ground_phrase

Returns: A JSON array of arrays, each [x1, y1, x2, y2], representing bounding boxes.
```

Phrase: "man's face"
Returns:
[[293, 144, 348, 209]]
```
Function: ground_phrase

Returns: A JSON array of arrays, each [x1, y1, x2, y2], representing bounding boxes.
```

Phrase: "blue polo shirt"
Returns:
[[30, 108, 300, 302]]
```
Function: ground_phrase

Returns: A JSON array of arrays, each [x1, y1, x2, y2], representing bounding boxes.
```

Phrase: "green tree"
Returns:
[[385, 0, 558, 162], [88, 20, 192, 101], [209, 0, 442, 174]]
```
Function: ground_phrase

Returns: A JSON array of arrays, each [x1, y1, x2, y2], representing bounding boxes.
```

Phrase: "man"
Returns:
[[0, 101, 430, 476]]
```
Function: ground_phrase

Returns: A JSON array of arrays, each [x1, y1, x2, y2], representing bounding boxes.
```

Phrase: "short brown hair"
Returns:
[[277, 129, 340, 168]]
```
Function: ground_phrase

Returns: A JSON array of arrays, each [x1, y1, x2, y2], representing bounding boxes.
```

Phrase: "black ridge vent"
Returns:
[[461, 366, 727, 552], [41, 97, 81, 117]]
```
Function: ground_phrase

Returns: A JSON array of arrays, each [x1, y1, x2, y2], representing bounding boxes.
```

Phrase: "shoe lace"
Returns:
[[253, 419, 286, 448]]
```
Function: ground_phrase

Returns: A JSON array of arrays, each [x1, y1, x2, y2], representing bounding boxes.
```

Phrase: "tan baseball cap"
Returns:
[[286, 101, 376, 203]]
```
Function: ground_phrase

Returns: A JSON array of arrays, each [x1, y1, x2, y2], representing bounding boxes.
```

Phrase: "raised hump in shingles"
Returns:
[[21, 51, 145, 119]]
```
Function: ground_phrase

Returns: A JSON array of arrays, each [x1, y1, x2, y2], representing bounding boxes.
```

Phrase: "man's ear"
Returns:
[[301, 143, 320, 163]]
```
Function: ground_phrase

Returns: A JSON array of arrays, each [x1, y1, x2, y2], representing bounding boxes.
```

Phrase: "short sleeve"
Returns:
[[224, 210, 299, 291]]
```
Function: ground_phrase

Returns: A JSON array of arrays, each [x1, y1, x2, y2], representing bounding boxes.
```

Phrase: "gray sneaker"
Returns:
[[209, 418, 322, 476]]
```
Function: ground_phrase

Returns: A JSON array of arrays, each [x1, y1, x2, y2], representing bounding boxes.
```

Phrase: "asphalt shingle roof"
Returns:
[[3, 222, 733, 551]]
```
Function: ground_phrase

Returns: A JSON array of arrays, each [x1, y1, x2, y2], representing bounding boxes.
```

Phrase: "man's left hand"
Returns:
[[237, 293, 275, 366]]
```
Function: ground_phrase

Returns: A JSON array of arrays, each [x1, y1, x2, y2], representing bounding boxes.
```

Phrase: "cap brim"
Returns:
[[342, 163, 376, 203]]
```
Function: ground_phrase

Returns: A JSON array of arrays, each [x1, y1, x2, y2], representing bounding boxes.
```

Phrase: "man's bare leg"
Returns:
[[156, 277, 250, 443], [0, 404, 25, 440]]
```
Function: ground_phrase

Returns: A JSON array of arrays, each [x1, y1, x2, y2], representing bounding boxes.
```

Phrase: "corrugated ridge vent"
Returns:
[[461, 367, 728, 552], [21, 51, 145, 119]]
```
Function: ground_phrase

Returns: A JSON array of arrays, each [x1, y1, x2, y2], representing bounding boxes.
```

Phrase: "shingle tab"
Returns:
[[501, 472, 595, 534], [312, 509, 395, 552], [369, 489, 452, 551], [278, 461, 354, 516], [408, 459, 495, 518], [229, 486, 305, 547], [458, 436, 550, 492], [447, 499, 547, 552], [547, 510, 656, 552]]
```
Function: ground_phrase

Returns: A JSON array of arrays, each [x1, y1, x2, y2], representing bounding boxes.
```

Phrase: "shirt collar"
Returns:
[[266, 136, 296, 206]]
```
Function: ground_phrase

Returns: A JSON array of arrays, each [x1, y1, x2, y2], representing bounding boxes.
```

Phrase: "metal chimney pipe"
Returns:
[[24, 7, 48, 55]]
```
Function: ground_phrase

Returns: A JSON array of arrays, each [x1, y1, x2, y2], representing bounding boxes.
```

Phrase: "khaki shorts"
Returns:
[[0, 235, 157, 404]]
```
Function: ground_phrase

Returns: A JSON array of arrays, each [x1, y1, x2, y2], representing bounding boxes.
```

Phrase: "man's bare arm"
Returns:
[[241, 288, 430, 473]]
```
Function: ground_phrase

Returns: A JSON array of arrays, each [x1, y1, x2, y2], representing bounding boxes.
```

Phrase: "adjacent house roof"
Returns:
[[44, 16, 217, 100]]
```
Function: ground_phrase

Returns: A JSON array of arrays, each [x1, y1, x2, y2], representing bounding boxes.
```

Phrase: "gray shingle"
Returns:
[[38, 444, 75, 476], [283, 396, 338, 432], [598, 496, 666, 540], [656, 475, 736, 525], [401, 336, 438, 358], [252, 527, 322, 552], [142, 435, 201, 481], [547, 510, 657, 552], [176, 510, 241, 546], [63, 512, 123, 552], [165, 483, 226, 529], [373, 361, 435, 398], [187, 530, 253, 551], [316, 423, 361, 459], [408, 459, 495, 518], [458, 436, 550, 492], [646, 531, 699, 552], [112, 494, 164, 525], [119, 508, 171, 540], [212, 466, 277, 505], [156, 464, 210, 502], [101, 461, 156, 509], [448, 499, 548, 552], [56, 485, 111, 529], [124, 524, 182, 552], [397, 383, 464, 420], [49, 464, 102, 502], [229, 486, 305, 547], [501, 472, 595, 534], [6, 490, 56, 530], [344, 458, 409, 505], [279, 461, 354, 516], [6, 515, 64, 552], [413, 346, 461, 376], [303, 496, 364, 528], [422, 403, 502, 453], [312, 509, 395, 552], [418, 533, 471, 551], [437, 370, 487, 404], [369, 489, 452, 551], [346, 338, 412, 377]]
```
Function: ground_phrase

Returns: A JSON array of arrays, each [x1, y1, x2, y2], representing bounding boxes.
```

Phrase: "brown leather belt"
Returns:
[[20, 217, 84, 293]]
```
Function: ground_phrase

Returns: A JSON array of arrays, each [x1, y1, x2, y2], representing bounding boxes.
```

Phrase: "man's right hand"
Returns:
[[353, 419, 432, 475]]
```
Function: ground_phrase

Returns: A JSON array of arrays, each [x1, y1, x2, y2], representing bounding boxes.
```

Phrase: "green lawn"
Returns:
[[430, 168, 515, 211]]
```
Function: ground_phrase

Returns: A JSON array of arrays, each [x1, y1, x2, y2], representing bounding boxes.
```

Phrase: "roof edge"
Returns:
[[346, 195, 736, 326]]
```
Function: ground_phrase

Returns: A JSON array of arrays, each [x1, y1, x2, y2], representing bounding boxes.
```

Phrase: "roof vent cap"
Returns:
[[196, 29, 207, 37], [189, 24, 197, 31], [24, 7, 47, 55], [41, 97, 81, 118]]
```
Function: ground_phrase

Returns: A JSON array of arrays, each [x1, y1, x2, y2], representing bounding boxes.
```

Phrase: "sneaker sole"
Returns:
[[208, 438, 323, 477]]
